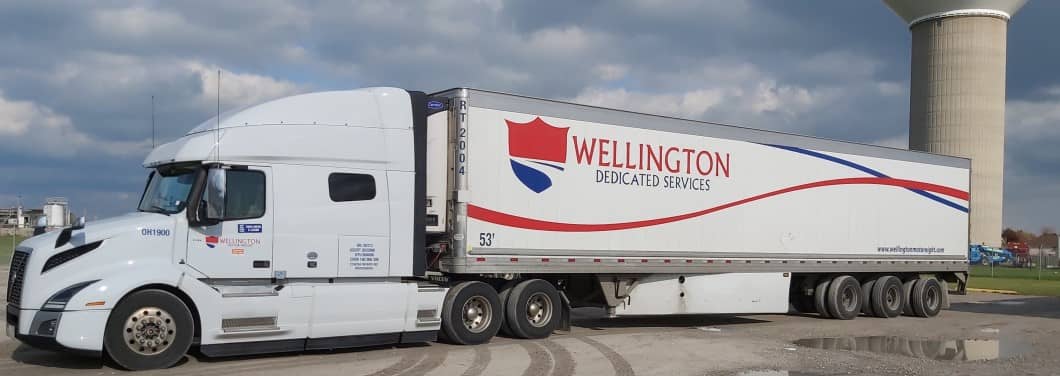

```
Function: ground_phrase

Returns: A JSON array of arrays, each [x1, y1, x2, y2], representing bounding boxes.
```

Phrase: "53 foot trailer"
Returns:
[[6, 87, 969, 370]]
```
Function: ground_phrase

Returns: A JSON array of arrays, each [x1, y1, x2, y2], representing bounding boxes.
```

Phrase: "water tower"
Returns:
[[883, 0, 1027, 247]]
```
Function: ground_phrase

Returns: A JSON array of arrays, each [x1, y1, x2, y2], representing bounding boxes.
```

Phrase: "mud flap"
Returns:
[[557, 291, 572, 333]]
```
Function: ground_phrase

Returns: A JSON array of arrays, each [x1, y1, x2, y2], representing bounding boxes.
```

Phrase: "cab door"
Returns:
[[187, 166, 274, 279]]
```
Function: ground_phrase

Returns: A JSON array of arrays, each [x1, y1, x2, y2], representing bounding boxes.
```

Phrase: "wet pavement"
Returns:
[[792, 336, 1030, 361]]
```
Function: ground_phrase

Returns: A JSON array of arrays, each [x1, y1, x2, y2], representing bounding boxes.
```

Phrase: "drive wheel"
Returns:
[[910, 279, 943, 318], [825, 275, 861, 320], [870, 275, 904, 318], [104, 289, 193, 370], [440, 281, 502, 345], [496, 280, 519, 337], [813, 277, 832, 319], [505, 279, 561, 339], [860, 278, 876, 317]]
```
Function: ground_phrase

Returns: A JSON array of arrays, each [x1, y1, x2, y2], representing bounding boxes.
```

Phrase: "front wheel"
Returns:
[[103, 289, 194, 370]]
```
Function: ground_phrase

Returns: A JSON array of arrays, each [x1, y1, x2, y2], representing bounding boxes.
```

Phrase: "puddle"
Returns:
[[793, 336, 1029, 361], [994, 301, 1026, 305]]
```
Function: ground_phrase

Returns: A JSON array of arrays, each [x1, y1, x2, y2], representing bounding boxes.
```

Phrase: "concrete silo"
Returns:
[[883, 0, 1027, 247]]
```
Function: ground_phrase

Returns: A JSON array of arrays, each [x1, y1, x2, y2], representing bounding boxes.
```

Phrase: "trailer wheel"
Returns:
[[901, 278, 917, 316], [825, 275, 861, 320], [813, 277, 831, 319], [859, 278, 876, 317], [440, 281, 502, 345], [103, 289, 193, 370], [505, 279, 561, 339], [870, 275, 904, 318], [910, 279, 943, 318]]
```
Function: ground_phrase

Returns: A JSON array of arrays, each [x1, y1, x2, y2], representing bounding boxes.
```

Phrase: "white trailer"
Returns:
[[6, 87, 969, 370]]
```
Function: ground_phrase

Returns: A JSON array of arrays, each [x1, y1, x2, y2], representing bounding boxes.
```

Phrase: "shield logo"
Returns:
[[506, 117, 570, 193]]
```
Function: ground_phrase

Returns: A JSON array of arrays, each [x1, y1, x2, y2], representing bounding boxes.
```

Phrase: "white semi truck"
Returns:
[[6, 87, 970, 370]]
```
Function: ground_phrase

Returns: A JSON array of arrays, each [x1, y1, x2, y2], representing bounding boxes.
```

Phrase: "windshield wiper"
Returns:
[[147, 204, 172, 216]]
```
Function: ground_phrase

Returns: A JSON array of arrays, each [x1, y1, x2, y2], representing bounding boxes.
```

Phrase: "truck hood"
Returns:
[[18, 211, 175, 253]]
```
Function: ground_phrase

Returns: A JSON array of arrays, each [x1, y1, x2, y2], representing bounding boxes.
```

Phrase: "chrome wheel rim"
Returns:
[[462, 296, 492, 333], [526, 292, 553, 328], [122, 307, 176, 355]]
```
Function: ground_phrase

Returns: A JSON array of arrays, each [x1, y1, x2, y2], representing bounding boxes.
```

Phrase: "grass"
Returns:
[[968, 264, 1060, 296], [1, 234, 28, 266]]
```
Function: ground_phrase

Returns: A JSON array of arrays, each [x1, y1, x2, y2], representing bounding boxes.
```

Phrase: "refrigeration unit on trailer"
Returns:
[[6, 87, 969, 370]]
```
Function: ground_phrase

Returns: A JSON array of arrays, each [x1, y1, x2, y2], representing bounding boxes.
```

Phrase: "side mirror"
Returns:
[[72, 216, 86, 230], [33, 217, 47, 235], [204, 168, 227, 221]]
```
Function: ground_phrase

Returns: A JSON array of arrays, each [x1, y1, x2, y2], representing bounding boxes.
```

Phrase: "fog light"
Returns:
[[36, 319, 57, 336]]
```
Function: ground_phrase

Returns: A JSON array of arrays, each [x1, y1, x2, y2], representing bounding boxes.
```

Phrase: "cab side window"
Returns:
[[329, 173, 375, 202], [225, 170, 266, 219]]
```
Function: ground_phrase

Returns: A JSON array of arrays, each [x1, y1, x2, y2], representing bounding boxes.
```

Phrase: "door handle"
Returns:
[[253, 260, 270, 268]]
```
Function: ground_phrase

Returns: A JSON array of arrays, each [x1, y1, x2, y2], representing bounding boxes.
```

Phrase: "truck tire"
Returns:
[[496, 280, 519, 337], [901, 279, 917, 316], [870, 275, 904, 318], [440, 281, 502, 345], [103, 289, 194, 371], [859, 278, 876, 317], [825, 275, 861, 320], [910, 279, 943, 318], [813, 277, 831, 319], [504, 279, 561, 339]]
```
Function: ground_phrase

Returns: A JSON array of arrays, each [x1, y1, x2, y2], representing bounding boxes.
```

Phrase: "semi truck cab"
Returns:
[[7, 88, 447, 369]]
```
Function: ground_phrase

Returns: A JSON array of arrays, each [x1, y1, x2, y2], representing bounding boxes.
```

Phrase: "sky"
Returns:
[[0, 0, 1057, 232]]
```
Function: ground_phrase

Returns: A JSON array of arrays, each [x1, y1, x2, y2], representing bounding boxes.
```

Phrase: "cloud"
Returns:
[[0, 91, 149, 158], [0, 0, 1055, 233], [190, 62, 304, 111]]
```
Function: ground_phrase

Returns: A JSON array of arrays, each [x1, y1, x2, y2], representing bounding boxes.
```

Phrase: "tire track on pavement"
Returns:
[[578, 337, 635, 376], [365, 351, 426, 376], [460, 346, 491, 376], [540, 340, 575, 376], [519, 342, 552, 376], [399, 348, 447, 376]]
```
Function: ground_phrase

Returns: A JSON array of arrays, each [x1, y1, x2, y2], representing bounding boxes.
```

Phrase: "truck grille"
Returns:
[[6, 251, 28, 306]]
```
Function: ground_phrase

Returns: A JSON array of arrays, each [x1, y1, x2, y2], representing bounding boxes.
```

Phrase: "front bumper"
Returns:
[[7, 304, 107, 357]]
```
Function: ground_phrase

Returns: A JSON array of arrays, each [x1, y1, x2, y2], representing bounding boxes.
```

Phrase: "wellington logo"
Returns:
[[205, 235, 219, 249], [506, 117, 570, 193]]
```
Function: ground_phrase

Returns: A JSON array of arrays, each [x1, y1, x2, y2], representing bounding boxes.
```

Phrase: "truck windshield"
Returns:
[[138, 165, 198, 215]]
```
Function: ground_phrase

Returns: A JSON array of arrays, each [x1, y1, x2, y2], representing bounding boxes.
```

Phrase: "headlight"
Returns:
[[42, 280, 99, 311], [42, 241, 103, 273]]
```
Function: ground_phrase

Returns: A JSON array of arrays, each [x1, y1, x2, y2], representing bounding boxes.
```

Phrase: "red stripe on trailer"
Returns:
[[541, 258, 550, 262], [467, 177, 968, 232], [593, 258, 601, 263], [641, 259, 648, 263], [725, 260, 732, 264], [618, 259, 625, 263], [568, 258, 576, 263], [686, 259, 693, 263], [707, 260, 714, 263], [510, 257, 519, 262], [475, 257, 486, 262], [664, 259, 671, 263]]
